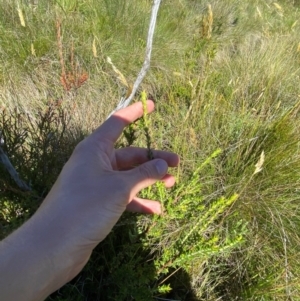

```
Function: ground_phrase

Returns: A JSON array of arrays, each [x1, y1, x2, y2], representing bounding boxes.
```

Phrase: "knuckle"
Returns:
[[139, 164, 153, 179], [73, 139, 88, 155]]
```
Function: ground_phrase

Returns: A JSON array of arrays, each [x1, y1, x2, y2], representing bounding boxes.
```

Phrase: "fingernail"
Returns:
[[155, 160, 167, 176]]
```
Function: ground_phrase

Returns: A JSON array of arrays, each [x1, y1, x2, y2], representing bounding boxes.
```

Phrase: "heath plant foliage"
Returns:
[[1, 0, 300, 300]]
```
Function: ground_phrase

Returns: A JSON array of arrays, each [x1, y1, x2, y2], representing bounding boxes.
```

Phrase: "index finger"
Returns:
[[92, 100, 155, 143]]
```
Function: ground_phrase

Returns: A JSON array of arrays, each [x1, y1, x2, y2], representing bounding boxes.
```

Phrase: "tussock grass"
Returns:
[[1, 0, 300, 300]]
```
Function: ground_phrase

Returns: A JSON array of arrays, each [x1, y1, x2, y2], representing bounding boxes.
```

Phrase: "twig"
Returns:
[[107, 0, 162, 118], [0, 146, 31, 191]]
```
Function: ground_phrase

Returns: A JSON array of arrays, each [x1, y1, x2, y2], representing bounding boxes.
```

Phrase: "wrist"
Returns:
[[0, 210, 91, 301]]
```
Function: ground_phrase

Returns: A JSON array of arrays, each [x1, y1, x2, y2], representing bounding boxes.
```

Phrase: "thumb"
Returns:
[[128, 159, 168, 195]]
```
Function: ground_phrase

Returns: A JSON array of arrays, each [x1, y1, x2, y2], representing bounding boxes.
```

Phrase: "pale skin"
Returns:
[[0, 101, 179, 301]]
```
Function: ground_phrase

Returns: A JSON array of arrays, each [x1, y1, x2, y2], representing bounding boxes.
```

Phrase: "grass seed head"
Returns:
[[202, 4, 213, 39], [17, 7, 26, 27], [92, 37, 97, 58], [254, 151, 265, 175]]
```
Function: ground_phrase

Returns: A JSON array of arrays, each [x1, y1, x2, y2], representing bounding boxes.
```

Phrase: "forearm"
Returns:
[[0, 211, 90, 301]]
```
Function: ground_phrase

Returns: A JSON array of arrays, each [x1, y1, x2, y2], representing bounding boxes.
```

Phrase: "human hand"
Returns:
[[36, 100, 178, 270]]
